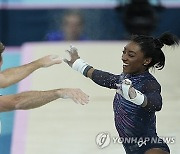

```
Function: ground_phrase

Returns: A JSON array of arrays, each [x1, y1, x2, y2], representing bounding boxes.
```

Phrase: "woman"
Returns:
[[64, 32, 179, 154]]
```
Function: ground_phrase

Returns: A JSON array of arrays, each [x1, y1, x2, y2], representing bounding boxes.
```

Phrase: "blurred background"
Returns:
[[0, 0, 180, 154], [0, 0, 180, 46]]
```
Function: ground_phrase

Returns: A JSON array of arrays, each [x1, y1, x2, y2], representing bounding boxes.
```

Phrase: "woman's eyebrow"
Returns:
[[124, 47, 136, 54]]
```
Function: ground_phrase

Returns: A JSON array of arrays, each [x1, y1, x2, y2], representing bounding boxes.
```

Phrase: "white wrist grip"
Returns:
[[130, 89, 145, 105], [72, 59, 89, 74], [121, 79, 144, 105]]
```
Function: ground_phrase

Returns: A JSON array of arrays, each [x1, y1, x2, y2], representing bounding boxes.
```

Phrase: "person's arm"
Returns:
[[116, 79, 162, 112], [142, 80, 162, 112], [0, 88, 89, 112], [0, 55, 61, 88], [63, 46, 119, 89]]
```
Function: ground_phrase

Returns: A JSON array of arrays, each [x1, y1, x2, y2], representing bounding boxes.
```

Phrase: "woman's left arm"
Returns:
[[117, 79, 162, 112], [142, 80, 162, 112]]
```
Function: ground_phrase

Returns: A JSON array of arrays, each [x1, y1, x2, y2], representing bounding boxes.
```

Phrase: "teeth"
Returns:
[[123, 63, 129, 66]]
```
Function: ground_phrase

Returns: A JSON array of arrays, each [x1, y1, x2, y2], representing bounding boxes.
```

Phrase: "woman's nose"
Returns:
[[122, 53, 128, 61]]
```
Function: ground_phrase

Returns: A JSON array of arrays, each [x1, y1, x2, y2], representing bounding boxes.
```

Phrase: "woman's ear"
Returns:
[[144, 57, 152, 66]]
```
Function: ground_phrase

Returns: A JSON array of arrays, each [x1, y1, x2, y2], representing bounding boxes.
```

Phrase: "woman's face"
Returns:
[[122, 41, 151, 74]]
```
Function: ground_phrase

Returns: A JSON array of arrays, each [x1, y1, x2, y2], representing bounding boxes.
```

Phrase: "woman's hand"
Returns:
[[63, 45, 93, 78], [116, 79, 137, 99], [63, 45, 80, 67], [116, 79, 144, 106]]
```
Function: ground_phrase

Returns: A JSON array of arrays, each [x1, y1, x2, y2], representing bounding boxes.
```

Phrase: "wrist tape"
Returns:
[[72, 59, 93, 77], [121, 79, 144, 105]]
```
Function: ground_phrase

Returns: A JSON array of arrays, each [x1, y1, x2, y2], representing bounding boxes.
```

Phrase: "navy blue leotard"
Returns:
[[91, 70, 170, 154]]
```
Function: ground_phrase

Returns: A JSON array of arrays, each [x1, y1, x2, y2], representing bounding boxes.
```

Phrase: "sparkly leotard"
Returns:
[[92, 70, 170, 153]]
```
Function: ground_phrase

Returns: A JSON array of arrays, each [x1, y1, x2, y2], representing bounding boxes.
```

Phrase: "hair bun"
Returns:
[[154, 38, 164, 49]]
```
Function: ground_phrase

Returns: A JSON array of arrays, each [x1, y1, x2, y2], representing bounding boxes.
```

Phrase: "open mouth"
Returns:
[[123, 62, 129, 68]]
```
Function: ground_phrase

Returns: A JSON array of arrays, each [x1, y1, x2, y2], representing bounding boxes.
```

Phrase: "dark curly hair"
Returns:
[[131, 32, 179, 70]]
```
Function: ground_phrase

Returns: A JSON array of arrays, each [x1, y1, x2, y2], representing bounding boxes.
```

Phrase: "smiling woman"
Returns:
[[121, 42, 149, 74], [64, 32, 179, 154]]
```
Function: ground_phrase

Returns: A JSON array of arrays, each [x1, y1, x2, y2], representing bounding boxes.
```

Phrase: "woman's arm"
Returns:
[[117, 78, 162, 112], [142, 80, 162, 112], [64, 45, 119, 89]]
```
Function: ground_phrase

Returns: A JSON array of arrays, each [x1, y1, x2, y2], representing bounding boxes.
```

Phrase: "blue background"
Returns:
[[0, 52, 21, 154]]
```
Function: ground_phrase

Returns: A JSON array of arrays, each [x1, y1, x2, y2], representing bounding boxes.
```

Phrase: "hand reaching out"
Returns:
[[37, 55, 62, 68], [59, 88, 89, 105], [116, 79, 145, 106], [116, 79, 137, 99], [63, 45, 93, 77], [63, 45, 80, 67]]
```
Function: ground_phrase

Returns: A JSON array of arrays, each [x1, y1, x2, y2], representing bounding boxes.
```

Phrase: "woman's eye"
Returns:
[[122, 50, 135, 57], [129, 54, 135, 57]]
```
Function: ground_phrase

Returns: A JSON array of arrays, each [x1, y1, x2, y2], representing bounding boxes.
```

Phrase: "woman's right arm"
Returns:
[[64, 45, 119, 89]]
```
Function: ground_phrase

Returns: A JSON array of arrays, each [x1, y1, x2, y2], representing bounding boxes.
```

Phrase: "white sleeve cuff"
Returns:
[[121, 79, 144, 105], [130, 89, 144, 105], [72, 59, 89, 74]]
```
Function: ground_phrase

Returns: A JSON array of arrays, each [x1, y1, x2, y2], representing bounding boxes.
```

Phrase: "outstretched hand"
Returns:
[[63, 45, 80, 67], [116, 79, 145, 106], [116, 79, 137, 99], [59, 88, 89, 105], [37, 55, 62, 68]]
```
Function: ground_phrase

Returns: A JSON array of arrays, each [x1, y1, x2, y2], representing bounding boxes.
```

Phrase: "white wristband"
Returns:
[[72, 59, 89, 75], [121, 79, 144, 105]]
